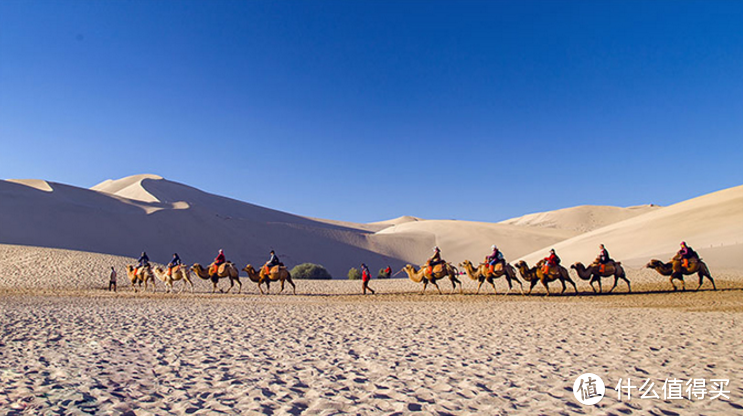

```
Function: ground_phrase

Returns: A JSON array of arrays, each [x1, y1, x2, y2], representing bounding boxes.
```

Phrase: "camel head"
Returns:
[[459, 260, 473, 268], [646, 259, 664, 269], [570, 262, 582, 270], [514, 260, 527, 269], [243, 264, 256, 274]]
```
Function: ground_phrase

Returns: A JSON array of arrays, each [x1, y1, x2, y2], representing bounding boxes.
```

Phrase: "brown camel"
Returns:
[[126, 264, 155, 293], [191, 262, 242, 293], [242, 264, 296, 295], [401, 263, 462, 294], [458, 260, 524, 295], [153, 265, 195, 293], [646, 257, 716, 291], [571, 261, 631, 293], [514, 260, 578, 296]]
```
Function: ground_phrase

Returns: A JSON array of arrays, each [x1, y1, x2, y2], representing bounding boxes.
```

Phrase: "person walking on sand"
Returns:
[[108, 266, 117, 292], [361, 263, 375, 295]]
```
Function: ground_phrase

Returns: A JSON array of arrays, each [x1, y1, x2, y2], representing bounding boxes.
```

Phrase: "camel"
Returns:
[[458, 260, 523, 295], [514, 260, 578, 296], [242, 264, 296, 295], [153, 265, 195, 293], [571, 261, 631, 293], [401, 263, 462, 294], [646, 257, 716, 291], [126, 264, 155, 293], [191, 262, 242, 293]]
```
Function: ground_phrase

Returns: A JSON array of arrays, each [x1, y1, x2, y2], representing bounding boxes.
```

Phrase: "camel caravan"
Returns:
[[123, 241, 716, 296]]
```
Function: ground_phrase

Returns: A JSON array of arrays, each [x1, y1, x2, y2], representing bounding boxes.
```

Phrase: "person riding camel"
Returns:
[[263, 250, 281, 275], [167, 253, 181, 277], [677, 241, 698, 268], [426, 246, 444, 275], [543, 249, 560, 275], [486, 244, 505, 274], [210, 249, 226, 275], [137, 251, 150, 274], [596, 244, 611, 273]]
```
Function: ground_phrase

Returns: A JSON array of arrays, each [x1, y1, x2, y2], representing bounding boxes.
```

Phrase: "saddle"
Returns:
[[591, 261, 614, 274], [426, 263, 445, 276], [263, 265, 281, 276], [541, 264, 558, 276], [209, 263, 224, 275], [484, 262, 504, 274]]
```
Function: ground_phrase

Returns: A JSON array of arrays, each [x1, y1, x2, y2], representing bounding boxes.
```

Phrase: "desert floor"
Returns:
[[1, 268, 742, 416]]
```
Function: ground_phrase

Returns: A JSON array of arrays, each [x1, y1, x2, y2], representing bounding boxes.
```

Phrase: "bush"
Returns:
[[377, 268, 391, 279], [348, 267, 361, 280], [290, 263, 332, 279]]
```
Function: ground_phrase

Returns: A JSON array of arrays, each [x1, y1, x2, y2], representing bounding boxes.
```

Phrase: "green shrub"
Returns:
[[348, 267, 361, 280], [290, 263, 332, 279]]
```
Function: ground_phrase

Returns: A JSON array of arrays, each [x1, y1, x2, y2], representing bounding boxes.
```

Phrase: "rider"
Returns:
[[426, 246, 443, 275], [677, 241, 698, 268], [486, 244, 505, 274], [263, 250, 281, 274], [167, 253, 181, 276], [596, 244, 611, 273], [211, 249, 226, 274], [543, 249, 560, 275], [137, 251, 150, 270]]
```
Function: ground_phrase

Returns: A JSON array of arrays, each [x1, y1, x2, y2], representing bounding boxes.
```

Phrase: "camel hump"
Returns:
[[270, 265, 282, 274], [433, 264, 445, 274]]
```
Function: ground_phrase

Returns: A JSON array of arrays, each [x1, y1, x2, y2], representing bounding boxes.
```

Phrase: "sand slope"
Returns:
[[518, 185, 743, 270], [500, 204, 661, 233]]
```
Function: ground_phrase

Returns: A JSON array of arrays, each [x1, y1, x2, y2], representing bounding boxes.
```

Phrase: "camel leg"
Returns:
[[669, 276, 677, 291], [476, 280, 484, 294], [528, 279, 538, 295], [597, 277, 603, 294], [609, 276, 619, 293], [421, 280, 428, 295], [288, 277, 296, 295], [515, 277, 524, 295], [432, 280, 442, 295], [279, 279, 285, 293], [590, 280, 597, 293], [560, 278, 567, 294], [567, 277, 578, 295], [623, 277, 631, 293], [542, 279, 551, 296], [266, 280, 271, 294], [705, 272, 717, 291], [489, 280, 497, 295], [236, 278, 242, 294]]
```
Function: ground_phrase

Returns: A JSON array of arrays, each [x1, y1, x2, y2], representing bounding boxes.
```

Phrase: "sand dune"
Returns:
[[518, 185, 743, 270], [500, 204, 660, 233]]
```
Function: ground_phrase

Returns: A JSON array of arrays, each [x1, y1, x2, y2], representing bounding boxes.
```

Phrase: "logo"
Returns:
[[573, 373, 606, 405]]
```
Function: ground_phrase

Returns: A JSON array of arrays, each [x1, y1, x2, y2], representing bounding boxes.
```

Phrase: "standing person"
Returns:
[[361, 263, 375, 295], [108, 266, 117, 292], [167, 253, 181, 276], [383, 265, 392, 279]]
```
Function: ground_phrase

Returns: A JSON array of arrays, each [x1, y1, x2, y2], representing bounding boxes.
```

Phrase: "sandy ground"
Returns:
[[2, 264, 743, 415]]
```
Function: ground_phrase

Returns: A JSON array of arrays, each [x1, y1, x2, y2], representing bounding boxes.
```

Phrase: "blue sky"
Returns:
[[1, 1, 742, 222]]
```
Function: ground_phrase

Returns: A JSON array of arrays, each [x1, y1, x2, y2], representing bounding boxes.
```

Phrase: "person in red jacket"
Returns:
[[543, 249, 560, 274], [210, 249, 226, 275], [361, 263, 375, 295]]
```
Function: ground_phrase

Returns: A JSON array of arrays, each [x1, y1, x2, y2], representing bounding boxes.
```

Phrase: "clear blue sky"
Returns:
[[1, 1, 742, 222]]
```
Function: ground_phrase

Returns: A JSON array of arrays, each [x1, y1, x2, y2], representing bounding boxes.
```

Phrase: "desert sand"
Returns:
[[1, 243, 742, 415], [2, 177, 742, 414]]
